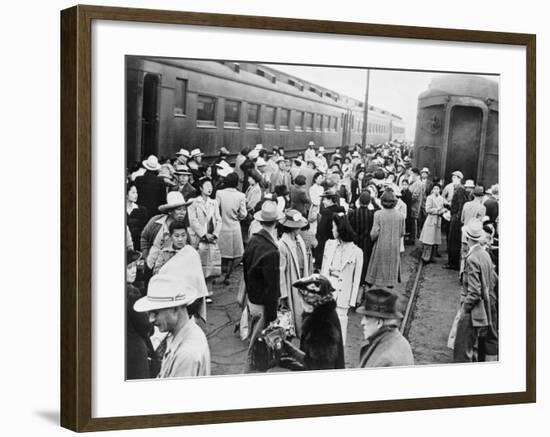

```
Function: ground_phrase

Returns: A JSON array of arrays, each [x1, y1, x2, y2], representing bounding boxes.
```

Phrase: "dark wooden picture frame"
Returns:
[[60, 4, 536, 432]]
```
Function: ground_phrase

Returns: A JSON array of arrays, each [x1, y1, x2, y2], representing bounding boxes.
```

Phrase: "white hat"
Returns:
[[134, 248, 209, 316], [464, 179, 475, 189], [352, 151, 360, 157], [462, 218, 484, 241], [216, 161, 233, 177], [308, 141, 315, 147], [254, 144, 264, 151], [451, 170, 464, 180], [421, 167, 430, 175], [158, 191, 192, 212], [190, 148, 204, 158], [142, 155, 162, 171], [175, 148, 190, 157], [318, 146, 326, 152], [274, 156, 285, 163], [256, 157, 267, 167], [248, 149, 259, 160], [254, 200, 284, 222]]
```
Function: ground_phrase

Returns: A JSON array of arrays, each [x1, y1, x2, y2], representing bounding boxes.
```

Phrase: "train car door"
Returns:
[[445, 106, 482, 182], [140, 73, 160, 159]]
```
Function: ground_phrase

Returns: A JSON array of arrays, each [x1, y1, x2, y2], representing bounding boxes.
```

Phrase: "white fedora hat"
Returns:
[[134, 248, 208, 314], [308, 140, 315, 146], [254, 143, 264, 151], [318, 146, 326, 152], [462, 218, 484, 241], [215, 161, 233, 177], [158, 191, 192, 212], [175, 148, 190, 157], [254, 200, 284, 222], [464, 179, 475, 189], [142, 155, 161, 171], [248, 149, 259, 160], [190, 148, 204, 158]]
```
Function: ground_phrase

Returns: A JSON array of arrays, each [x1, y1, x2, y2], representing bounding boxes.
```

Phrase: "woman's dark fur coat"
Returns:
[[300, 300, 345, 370]]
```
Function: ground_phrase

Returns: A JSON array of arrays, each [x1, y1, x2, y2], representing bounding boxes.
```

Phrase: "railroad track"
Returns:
[[400, 259, 425, 337]]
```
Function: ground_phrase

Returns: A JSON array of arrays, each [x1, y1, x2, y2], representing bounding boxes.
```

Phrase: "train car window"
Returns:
[[304, 112, 313, 131], [174, 78, 188, 116], [197, 95, 216, 127], [264, 106, 276, 130], [313, 114, 321, 131], [224, 100, 240, 128], [329, 116, 336, 131], [247, 103, 260, 128], [293, 111, 304, 131], [280, 109, 290, 130]]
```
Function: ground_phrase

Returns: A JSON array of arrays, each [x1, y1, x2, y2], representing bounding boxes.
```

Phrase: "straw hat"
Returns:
[[352, 151, 360, 158], [451, 170, 464, 180], [219, 147, 230, 156], [462, 218, 484, 241], [158, 191, 192, 212], [254, 144, 264, 151], [318, 146, 326, 153], [464, 179, 475, 189], [256, 157, 267, 167], [420, 167, 430, 175], [253, 200, 284, 222], [216, 161, 233, 177], [278, 209, 308, 229], [142, 155, 161, 171], [133, 248, 208, 315], [308, 141, 315, 147], [175, 148, 190, 158], [190, 148, 204, 158], [174, 165, 191, 175]]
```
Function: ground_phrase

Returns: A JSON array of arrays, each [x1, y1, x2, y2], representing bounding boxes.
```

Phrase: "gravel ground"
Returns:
[[406, 244, 462, 365], [206, 244, 422, 375]]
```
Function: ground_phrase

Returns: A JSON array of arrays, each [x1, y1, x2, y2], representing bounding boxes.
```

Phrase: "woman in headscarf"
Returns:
[[320, 213, 363, 345], [419, 184, 445, 263], [277, 210, 312, 338], [365, 189, 406, 287]]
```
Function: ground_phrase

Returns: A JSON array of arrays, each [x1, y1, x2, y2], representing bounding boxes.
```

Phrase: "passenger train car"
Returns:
[[414, 74, 499, 188], [126, 57, 405, 164]]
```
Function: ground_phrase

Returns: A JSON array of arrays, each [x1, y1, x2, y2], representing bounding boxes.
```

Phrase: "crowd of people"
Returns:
[[125, 139, 500, 379]]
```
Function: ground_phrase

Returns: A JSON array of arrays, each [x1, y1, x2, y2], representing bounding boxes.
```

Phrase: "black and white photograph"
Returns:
[[125, 56, 500, 379]]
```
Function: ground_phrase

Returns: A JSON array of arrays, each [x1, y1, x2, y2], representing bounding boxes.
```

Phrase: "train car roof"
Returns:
[[419, 74, 499, 102], [139, 57, 403, 119]]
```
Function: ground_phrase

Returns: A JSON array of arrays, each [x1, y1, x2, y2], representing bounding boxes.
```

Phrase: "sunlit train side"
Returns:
[[126, 57, 405, 164]]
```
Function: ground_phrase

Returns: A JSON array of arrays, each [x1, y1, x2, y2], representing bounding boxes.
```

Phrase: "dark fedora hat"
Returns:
[[356, 288, 403, 319]]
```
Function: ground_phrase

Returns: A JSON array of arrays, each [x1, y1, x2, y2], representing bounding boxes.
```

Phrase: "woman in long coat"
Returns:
[[365, 189, 406, 288], [321, 213, 363, 345], [188, 177, 223, 301], [277, 210, 312, 338], [419, 184, 445, 262], [215, 172, 247, 284], [348, 191, 375, 285]]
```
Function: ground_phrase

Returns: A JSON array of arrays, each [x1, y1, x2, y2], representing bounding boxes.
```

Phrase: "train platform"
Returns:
[[205, 240, 456, 375]]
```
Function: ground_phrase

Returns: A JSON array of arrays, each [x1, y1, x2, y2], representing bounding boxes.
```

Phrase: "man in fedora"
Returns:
[[269, 155, 292, 193], [304, 140, 316, 163], [188, 148, 205, 182], [172, 165, 196, 201], [242, 200, 283, 372], [134, 248, 211, 378], [135, 155, 167, 222], [445, 170, 469, 270], [175, 148, 190, 166], [453, 219, 498, 362], [357, 288, 414, 367], [140, 191, 192, 270]]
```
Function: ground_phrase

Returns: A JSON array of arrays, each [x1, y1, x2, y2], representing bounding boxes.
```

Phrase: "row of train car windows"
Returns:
[[351, 119, 389, 134], [194, 95, 339, 131]]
